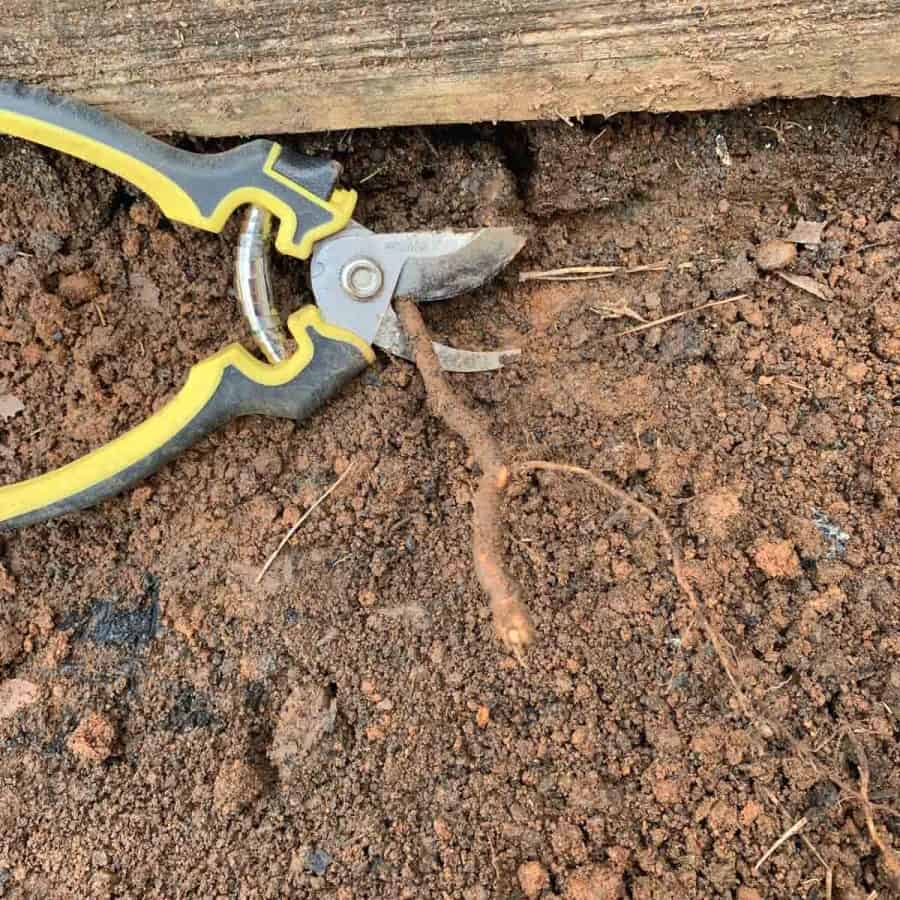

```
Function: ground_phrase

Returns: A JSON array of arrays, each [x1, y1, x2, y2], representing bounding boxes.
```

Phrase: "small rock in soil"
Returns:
[[213, 759, 265, 815], [811, 509, 850, 559], [755, 239, 797, 271], [304, 848, 331, 876], [66, 712, 117, 763], [518, 860, 550, 899]]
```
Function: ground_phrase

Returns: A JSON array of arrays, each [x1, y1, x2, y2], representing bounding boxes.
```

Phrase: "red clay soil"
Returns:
[[1, 98, 899, 899]]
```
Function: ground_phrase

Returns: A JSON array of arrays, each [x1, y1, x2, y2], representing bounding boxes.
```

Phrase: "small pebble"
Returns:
[[304, 848, 331, 877], [755, 239, 797, 271]]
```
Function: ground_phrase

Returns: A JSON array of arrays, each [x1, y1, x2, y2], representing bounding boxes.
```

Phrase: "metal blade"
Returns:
[[373, 306, 520, 373], [395, 226, 526, 301], [310, 222, 526, 348]]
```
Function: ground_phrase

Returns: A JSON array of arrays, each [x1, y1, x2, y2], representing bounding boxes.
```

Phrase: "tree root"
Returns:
[[395, 299, 535, 655]]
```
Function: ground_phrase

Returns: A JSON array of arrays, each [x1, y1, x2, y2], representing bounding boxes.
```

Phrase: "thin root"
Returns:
[[515, 461, 751, 712], [848, 731, 900, 885]]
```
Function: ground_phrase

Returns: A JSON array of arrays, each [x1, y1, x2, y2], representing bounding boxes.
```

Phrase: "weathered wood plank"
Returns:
[[2, 1, 899, 136]]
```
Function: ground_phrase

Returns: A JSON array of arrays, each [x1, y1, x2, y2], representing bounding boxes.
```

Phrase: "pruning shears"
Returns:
[[0, 81, 524, 529]]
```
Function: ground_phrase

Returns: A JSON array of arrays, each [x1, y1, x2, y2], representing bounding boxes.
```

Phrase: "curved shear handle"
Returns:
[[0, 80, 356, 260], [0, 309, 374, 530]]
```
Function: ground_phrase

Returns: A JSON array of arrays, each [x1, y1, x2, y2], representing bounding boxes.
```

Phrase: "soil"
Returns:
[[1, 98, 899, 899]]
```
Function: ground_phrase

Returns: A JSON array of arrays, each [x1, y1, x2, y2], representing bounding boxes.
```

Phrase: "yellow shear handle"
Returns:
[[0, 80, 356, 260], [0, 309, 374, 530]]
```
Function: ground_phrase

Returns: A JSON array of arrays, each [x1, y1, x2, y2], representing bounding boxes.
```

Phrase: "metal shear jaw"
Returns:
[[239, 208, 524, 372]]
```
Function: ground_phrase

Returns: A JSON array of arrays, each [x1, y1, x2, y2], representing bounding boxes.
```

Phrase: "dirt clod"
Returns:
[[564, 864, 625, 900], [0, 678, 38, 719], [213, 759, 265, 815], [269, 683, 337, 783], [753, 538, 801, 578], [518, 860, 550, 899], [58, 271, 101, 304], [755, 238, 797, 271], [66, 713, 116, 764]]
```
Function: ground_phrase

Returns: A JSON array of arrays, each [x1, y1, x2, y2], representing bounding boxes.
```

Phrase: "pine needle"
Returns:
[[519, 260, 668, 283], [256, 462, 356, 583]]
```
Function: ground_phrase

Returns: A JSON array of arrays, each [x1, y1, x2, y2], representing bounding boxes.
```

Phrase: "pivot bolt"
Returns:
[[341, 258, 383, 300]]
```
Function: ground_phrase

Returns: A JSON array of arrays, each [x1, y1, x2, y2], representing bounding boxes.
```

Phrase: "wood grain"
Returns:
[[2, 1, 899, 136]]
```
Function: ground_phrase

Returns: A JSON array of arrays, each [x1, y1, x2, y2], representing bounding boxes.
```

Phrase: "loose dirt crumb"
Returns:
[[433, 817, 452, 842], [58, 271, 101, 304], [518, 860, 550, 898], [736, 887, 763, 900], [756, 238, 797, 271], [213, 759, 265, 815], [0, 679, 39, 719], [66, 713, 116, 763], [688, 487, 744, 540], [0, 621, 23, 666], [269, 684, 337, 784], [564, 863, 625, 900], [753, 539, 801, 578], [476, 705, 490, 728]]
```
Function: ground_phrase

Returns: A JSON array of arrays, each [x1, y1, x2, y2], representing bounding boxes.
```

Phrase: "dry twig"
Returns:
[[614, 294, 747, 337], [754, 817, 808, 872], [256, 462, 356, 583], [589, 303, 648, 323]]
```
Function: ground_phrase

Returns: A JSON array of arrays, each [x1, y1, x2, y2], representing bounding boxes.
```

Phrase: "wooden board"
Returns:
[[2, 1, 900, 136]]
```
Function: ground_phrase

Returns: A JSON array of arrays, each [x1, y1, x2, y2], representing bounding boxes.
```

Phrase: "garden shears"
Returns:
[[0, 81, 524, 529]]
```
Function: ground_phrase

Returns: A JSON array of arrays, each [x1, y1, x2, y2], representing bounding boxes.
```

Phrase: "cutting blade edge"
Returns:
[[394, 226, 526, 301]]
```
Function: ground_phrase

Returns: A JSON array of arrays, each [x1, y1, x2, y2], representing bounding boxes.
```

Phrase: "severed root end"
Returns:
[[492, 596, 536, 659]]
